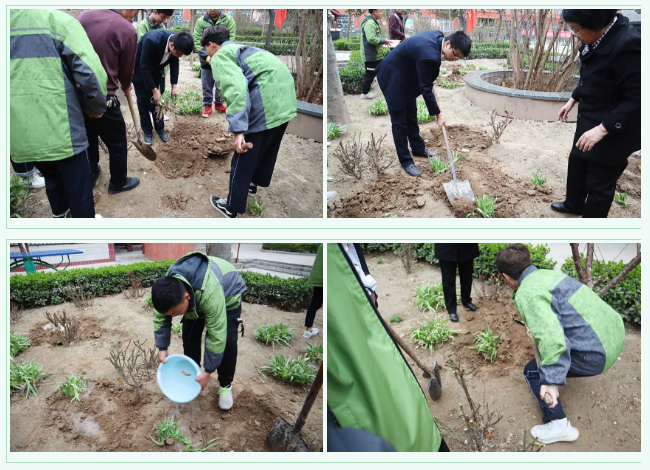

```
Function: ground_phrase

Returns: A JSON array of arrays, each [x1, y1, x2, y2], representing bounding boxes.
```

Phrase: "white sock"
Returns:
[[553, 418, 568, 430]]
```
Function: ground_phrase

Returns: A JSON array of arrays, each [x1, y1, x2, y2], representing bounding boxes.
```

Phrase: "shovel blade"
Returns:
[[426, 361, 442, 401], [443, 179, 474, 205], [266, 417, 311, 452], [131, 139, 157, 161]]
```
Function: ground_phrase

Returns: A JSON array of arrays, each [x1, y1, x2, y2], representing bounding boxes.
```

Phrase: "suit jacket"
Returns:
[[376, 30, 444, 114], [132, 29, 179, 91], [389, 12, 405, 40], [570, 14, 640, 166], [434, 243, 480, 264]]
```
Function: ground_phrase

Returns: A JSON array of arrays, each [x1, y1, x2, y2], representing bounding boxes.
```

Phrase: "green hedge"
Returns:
[[239, 42, 297, 56], [339, 50, 365, 94], [10, 261, 311, 312], [239, 28, 309, 38], [561, 256, 641, 324], [333, 37, 361, 51], [261, 243, 320, 254]]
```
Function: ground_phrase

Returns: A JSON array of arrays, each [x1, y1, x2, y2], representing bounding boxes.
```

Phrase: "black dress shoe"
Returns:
[[108, 177, 140, 194], [403, 163, 421, 177], [551, 202, 582, 215], [463, 302, 477, 311], [156, 129, 169, 142], [448, 312, 459, 322], [413, 149, 437, 158]]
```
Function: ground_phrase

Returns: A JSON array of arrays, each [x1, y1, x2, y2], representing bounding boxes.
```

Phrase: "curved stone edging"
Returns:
[[463, 68, 573, 101]]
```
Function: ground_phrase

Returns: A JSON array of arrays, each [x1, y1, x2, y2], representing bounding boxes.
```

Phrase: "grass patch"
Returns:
[[417, 99, 436, 123], [469, 321, 501, 363], [58, 374, 89, 402], [531, 171, 547, 187], [10, 331, 30, 357], [614, 192, 628, 207], [377, 257, 384, 264], [305, 343, 323, 363], [151, 415, 219, 452], [328, 122, 343, 140], [411, 317, 460, 353], [247, 195, 266, 217], [367, 98, 389, 116], [10, 359, 52, 398], [389, 315, 403, 323], [438, 79, 458, 89], [414, 283, 447, 312], [258, 354, 317, 386], [254, 322, 294, 347]]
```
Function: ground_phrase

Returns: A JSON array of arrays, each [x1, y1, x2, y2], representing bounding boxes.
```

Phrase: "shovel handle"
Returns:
[[213, 142, 254, 155], [384, 320, 432, 377], [289, 363, 323, 441], [442, 125, 458, 182], [124, 90, 142, 138]]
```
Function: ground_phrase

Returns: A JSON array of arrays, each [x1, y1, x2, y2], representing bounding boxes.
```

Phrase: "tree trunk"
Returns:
[[189, 9, 197, 62], [206, 244, 232, 262], [571, 243, 641, 297], [346, 13, 351, 41], [326, 25, 351, 125], [458, 10, 467, 31], [494, 10, 503, 42], [266, 9, 276, 49]]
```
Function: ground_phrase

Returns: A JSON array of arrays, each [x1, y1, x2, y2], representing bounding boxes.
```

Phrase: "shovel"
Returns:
[[441, 124, 474, 205], [206, 142, 254, 158], [266, 363, 323, 452], [124, 90, 157, 161]]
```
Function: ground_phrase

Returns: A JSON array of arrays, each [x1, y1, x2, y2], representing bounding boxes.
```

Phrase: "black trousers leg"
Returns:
[[11, 159, 35, 176], [458, 259, 474, 305], [388, 103, 414, 167], [405, 100, 426, 155], [134, 84, 164, 135], [362, 60, 379, 94], [84, 104, 128, 187], [182, 316, 206, 367], [216, 305, 242, 388], [84, 114, 101, 178], [305, 287, 323, 328], [439, 260, 458, 313], [583, 160, 628, 218], [564, 154, 589, 213]]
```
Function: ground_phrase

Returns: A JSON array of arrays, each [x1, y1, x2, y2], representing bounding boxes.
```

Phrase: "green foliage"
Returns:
[[144, 294, 153, 308], [414, 283, 451, 312], [389, 314, 403, 323], [171, 324, 182, 334], [10, 331, 30, 357], [190, 63, 200, 72], [376, 257, 384, 264], [240, 272, 312, 312], [161, 90, 204, 115], [58, 375, 89, 402], [10, 173, 30, 218], [473, 243, 556, 281], [254, 322, 294, 347], [411, 317, 459, 354], [239, 42, 298, 55], [10, 359, 51, 398], [469, 321, 501, 363], [459, 69, 469, 75], [362, 243, 401, 253], [258, 354, 317, 386], [328, 122, 343, 140], [467, 63, 476, 68], [417, 99, 436, 123], [367, 98, 389, 116], [479, 66, 489, 70], [561, 256, 641, 324], [339, 50, 365, 94], [439, 67, 447, 74], [428, 156, 448, 174], [438, 79, 458, 89], [262, 243, 320, 254], [333, 37, 361, 50], [531, 171, 547, 187], [305, 343, 323, 363], [473, 193, 498, 218], [614, 192, 628, 207], [247, 195, 266, 217], [466, 41, 510, 60], [151, 415, 219, 452]]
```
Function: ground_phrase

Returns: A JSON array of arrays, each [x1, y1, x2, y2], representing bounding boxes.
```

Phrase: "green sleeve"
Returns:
[[198, 278, 227, 373], [212, 49, 250, 133], [227, 15, 236, 42], [193, 19, 204, 52], [136, 21, 148, 41], [153, 308, 172, 351], [364, 21, 384, 45]]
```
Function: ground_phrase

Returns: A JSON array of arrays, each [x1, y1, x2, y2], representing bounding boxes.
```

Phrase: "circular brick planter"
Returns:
[[464, 69, 578, 122]]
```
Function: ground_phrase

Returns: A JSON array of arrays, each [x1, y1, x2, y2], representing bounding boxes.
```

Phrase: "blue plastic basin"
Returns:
[[157, 354, 201, 403]]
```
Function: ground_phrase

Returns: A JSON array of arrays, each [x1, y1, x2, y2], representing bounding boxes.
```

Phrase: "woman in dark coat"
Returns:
[[552, 10, 641, 218], [434, 243, 479, 322]]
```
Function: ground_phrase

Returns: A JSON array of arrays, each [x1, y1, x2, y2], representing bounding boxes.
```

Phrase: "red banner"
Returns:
[[275, 9, 288, 29], [466, 9, 477, 34]]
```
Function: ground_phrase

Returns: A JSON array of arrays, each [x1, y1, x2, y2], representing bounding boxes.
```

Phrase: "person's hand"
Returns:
[[157, 350, 169, 364], [234, 133, 248, 153], [576, 124, 608, 152], [152, 88, 162, 105], [558, 98, 576, 122], [195, 372, 211, 391], [86, 112, 104, 118], [206, 55, 211, 64], [171, 85, 179, 100], [121, 83, 132, 94], [436, 113, 446, 130], [540, 384, 559, 408]]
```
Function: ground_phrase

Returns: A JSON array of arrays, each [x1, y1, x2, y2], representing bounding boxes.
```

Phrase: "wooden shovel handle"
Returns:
[[211, 142, 254, 154], [384, 320, 432, 377], [289, 363, 323, 439]]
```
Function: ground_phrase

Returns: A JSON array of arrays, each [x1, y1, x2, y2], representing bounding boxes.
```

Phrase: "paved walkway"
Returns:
[[235, 243, 316, 266]]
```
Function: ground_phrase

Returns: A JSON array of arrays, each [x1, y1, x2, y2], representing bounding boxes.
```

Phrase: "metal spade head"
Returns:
[[132, 138, 157, 161], [265, 417, 311, 452], [426, 360, 442, 401], [443, 179, 475, 205]]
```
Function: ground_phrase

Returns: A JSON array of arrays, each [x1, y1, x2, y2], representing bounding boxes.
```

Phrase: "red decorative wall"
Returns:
[[143, 243, 195, 261]]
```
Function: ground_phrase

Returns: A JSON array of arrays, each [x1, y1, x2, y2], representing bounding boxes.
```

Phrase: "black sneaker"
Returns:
[[143, 133, 153, 145], [108, 177, 140, 194], [248, 184, 258, 197], [156, 129, 169, 142], [210, 196, 237, 218]]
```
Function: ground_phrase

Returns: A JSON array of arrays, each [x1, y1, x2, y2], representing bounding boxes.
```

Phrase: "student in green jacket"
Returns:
[[360, 9, 397, 99], [10, 9, 108, 218], [137, 9, 174, 114], [194, 9, 236, 118], [152, 252, 247, 410], [496, 244, 625, 444], [304, 244, 323, 338], [201, 25, 297, 219]]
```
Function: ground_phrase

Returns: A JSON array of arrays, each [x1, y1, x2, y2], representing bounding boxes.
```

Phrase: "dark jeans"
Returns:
[[11, 158, 35, 177], [35, 150, 95, 218], [387, 100, 426, 167], [362, 60, 380, 95], [439, 259, 473, 314], [181, 305, 242, 388], [134, 83, 164, 135], [227, 122, 289, 214], [84, 98, 128, 187], [564, 154, 628, 218], [523, 359, 589, 423], [305, 287, 323, 328]]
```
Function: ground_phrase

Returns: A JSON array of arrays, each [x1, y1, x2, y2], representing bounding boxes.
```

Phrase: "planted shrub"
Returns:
[[339, 50, 365, 94], [469, 321, 501, 363], [614, 192, 628, 207], [10, 359, 52, 398], [531, 171, 547, 187], [367, 98, 389, 116], [58, 375, 89, 402], [258, 354, 317, 386], [247, 195, 266, 217], [151, 415, 219, 452], [389, 314, 403, 323], [417, 99, 436, 123], [10, 331, 30, 357], [327, 122, 343, 140], [240, 272, 312, 311], [411, 317, 460, 353], [414, 283, 449, 312], [254, 322, 294, 347], [306, 343, 323, 363]]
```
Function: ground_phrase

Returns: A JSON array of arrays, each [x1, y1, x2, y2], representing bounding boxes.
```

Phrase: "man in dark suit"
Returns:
[[133, 30, 193, 144], [434, 243, 479, 322], [376, 30, 471, 177]]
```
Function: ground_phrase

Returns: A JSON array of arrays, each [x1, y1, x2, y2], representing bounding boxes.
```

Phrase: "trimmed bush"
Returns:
[[239, 42, 298, 56], [261, 243, 320, 254], [561, 256, 641, 324], [240, 272, 311, 311], [339, 50, 365, 94]]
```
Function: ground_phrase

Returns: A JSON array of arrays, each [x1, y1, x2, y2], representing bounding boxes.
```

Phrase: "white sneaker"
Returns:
[[25, 173, 45, 189], [164, 114, 170, 121], [360, 93, 376, 99], [530, 420, 579, 444], [218, 385, 233, 410], [303, 327, 319, 339], [327, 191, 337, 201]]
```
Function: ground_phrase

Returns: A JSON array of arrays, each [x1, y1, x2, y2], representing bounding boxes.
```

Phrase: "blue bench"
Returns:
[[10, 249, 84, 273]]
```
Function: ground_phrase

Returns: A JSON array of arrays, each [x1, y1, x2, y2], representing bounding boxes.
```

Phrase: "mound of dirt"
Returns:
[[29, 315, 107, 347], [452, 197, 476, 217], [427, 124, 493, 154], [161, 192, 192, 211]]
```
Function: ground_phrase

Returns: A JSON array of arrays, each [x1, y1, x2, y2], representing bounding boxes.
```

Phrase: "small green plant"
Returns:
[[411, 317, 460, 353], [154, 90, 204, 117], [367, 98, 388, 116], [10, 359, 52, 398], [247, 195, 266, 217], [191, 63, 200, 72], [328, 122, 343, 140], [453, 150, 468, 164], [10, 331, 30, 357], [414, 282, 458, 312], [58, 374, 89, 402], [389, 315, 403, 323], [172, 324, 182, 334], [479, 66, 489, 70], [474, 193, 498, 218], [428, 156, 448, 174], [377, 257, 384, 264], [614, 192, 628, 207], [151, 415, 219, 452], [459, 69, 469, 75], [305, 343, 323, 363], [439, 67, 447, 74], [144, 294, 153, 308], [469, 321, 501, 363], [467, 63, 476, 67], [10, 173, 30, 218], [438, 79, 458, 89], [531, 171, 547, 187], [258, 354, 317, 386], [417, 99, 436, 123], [254, 322, 294, 347]]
